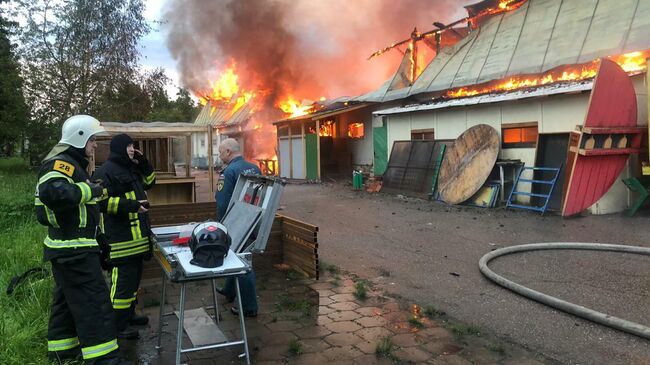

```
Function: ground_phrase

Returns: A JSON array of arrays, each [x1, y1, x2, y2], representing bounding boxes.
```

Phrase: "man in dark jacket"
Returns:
[[92, 134, 156, 339], [36, 115, 131, 365], [215, 138, 260, 317]]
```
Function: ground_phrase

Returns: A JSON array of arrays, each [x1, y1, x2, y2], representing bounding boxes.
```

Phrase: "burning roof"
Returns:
[[355, 0, 650, 103]]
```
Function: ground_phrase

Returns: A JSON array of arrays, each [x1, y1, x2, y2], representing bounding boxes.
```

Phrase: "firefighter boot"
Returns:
[[129, 313, 149, 326]]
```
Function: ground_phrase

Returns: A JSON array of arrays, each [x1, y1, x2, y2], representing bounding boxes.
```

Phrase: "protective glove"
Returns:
[[88, 182, 106, 198], [133, 150, 148, 165]]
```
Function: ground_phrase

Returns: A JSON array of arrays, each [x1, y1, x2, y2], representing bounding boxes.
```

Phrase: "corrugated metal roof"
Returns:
[[373, 80, 593, 115], [272, 102, 372, 125], [356, 0, 650, 103], [193, 101, 230, 126], [222, 101, 254, 127]]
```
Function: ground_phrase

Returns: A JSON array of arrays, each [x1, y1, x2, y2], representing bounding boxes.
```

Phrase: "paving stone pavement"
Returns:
[[120, 264, 557, 364]]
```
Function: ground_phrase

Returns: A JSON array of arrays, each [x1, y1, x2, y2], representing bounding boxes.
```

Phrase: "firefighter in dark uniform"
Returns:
[[36, 115, 131, 365], [92, 134, 155, 339], [214, 138, 261, 317]]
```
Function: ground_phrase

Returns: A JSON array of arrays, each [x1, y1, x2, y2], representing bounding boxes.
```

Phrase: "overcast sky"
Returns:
[[138, 0, 182, 99]]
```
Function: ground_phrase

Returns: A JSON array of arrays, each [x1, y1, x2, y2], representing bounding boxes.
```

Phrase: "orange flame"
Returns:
[[469, 0, 527, 28], [319, 120, 334, 137], [195, 63, 254, 114], [445, 51, 649, 99], [278, 96, 314, 118], [347, 123, 365, 138], [611, 51, 647, 73]]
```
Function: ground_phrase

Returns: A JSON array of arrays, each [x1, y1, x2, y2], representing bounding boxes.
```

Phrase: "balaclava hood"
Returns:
[[109, 134, 134, 166]]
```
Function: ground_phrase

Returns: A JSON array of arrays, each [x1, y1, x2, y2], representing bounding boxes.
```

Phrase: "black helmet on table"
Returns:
[[189, 221, 231, 268]]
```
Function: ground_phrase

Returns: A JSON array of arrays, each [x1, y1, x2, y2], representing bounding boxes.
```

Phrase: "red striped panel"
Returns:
[[562, 58, 637, 216]]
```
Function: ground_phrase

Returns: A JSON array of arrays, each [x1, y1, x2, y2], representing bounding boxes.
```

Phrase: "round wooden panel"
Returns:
[[438, 124, 500, 204]]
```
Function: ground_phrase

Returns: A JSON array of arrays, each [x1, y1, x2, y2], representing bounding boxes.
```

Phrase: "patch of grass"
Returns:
[[0, 157, 29, 170], [353, 281, 368, 300], [448, 323, 481, 337], [321, 262, 340, 275], [423, 305, 443, 318], [408, 316, 424, 329], [375, 336, 395, 359], [286, 269, 303, 280], [331, 274, 341, 287], [486, 342, 505, 354], [287, 339, 303, 356], [274, 293, 312, 317], [0, 164, 52, 365], [0, 160, 37, 230]]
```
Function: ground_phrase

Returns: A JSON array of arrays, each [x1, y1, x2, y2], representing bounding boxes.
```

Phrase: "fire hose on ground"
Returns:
[[478, 242, 650, 340]]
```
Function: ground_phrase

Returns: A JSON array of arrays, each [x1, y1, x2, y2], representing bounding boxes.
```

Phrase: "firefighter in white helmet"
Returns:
[[35, 115, 132, 364]]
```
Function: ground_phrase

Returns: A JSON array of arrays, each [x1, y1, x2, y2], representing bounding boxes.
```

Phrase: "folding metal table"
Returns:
[[152, 227, 252, 365], [150, 174, 285, 365]]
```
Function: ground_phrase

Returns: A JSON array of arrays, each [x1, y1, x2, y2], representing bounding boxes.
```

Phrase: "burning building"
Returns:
[[272, 20, 469, 180], [364, 0, 650, 215]]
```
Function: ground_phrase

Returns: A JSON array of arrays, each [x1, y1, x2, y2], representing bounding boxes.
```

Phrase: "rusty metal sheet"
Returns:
[[438, 124, 500, 204]]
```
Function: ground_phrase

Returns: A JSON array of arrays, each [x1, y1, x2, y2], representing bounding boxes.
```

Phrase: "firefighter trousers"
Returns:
[[48, 252, 119, 364], [223, 271, 258, 312], [109, 258, 143, 331]]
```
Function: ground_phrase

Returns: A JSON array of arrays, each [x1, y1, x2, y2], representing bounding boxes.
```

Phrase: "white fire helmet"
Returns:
[[59, 115, 106, 148]]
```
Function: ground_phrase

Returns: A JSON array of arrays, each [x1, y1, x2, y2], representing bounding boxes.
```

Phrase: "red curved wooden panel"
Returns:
[[562, 59, 637, 216]]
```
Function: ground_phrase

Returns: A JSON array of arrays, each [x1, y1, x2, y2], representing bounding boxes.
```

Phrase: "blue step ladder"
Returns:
[[506, 166, 561, 214]]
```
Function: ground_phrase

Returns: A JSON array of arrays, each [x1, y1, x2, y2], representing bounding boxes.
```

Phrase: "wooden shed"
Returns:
[[96, 122, 214, 205]]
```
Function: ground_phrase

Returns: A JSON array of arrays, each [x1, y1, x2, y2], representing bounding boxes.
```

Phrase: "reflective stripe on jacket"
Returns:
[[92, 158, 155, 261], [36, 152, 101, 260]]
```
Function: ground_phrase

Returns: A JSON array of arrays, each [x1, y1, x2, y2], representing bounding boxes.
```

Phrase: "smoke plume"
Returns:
[[163, 0, 469, 103]]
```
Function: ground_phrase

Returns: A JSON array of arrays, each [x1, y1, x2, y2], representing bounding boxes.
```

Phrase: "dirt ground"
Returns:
[[275, 181, 650, 365]]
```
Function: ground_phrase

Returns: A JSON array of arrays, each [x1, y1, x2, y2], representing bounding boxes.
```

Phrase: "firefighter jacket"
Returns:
[[35, 148, 102, 261], [92, 153, 156, 262], [215, 156, 261, 220]]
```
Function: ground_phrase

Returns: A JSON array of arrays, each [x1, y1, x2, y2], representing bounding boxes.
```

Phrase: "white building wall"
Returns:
[[409, 112, 435, 131], [540, 94, 590, 132], [385, 75, 648, 215], [387, 114, 411, 155]]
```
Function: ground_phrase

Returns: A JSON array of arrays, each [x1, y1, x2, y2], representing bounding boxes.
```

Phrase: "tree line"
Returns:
[[0, 0, 200, 163]]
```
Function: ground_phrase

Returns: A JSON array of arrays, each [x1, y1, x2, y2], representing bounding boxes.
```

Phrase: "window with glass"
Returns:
[[502, 122, 538, 148], [411, 128, 434, 140]]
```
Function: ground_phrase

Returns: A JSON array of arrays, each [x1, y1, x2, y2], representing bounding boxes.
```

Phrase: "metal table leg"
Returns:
[[235, 279, 251, 365], [211, 279, 220, 325], [156, 271, 167, 350], [176, 283, 186, 365]]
